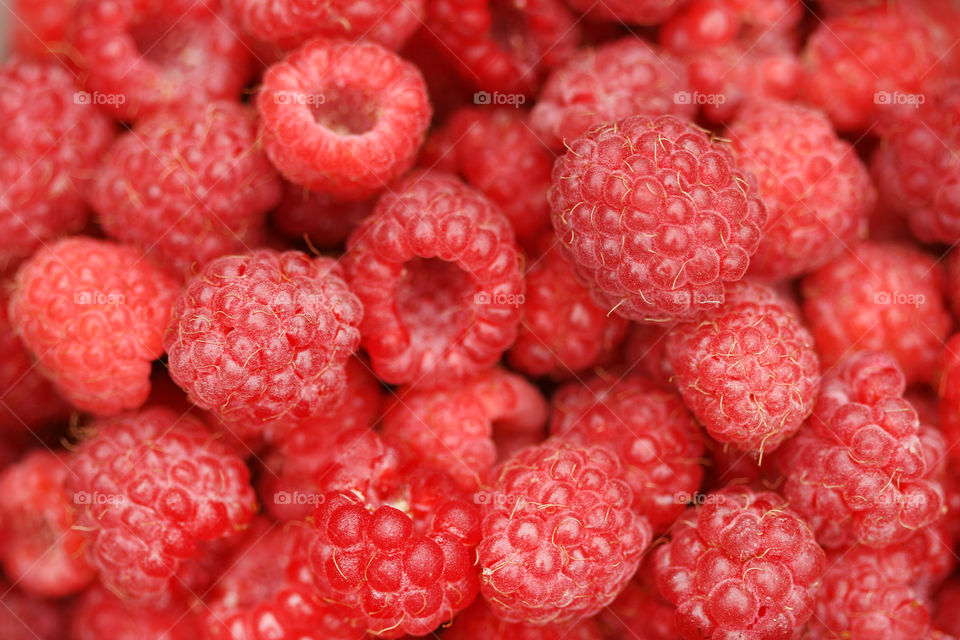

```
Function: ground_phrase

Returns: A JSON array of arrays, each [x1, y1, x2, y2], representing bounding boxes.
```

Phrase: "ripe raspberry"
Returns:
[[0, 581, 65, 640], [660, 0, 804, 54], [422, 106, 553, 242], [0, 57, 114, 271], [777, 351, 944, 549], [567, 0, 680, 25], [444, 597, 603, 640], [67, 407, 257, 599], [257, 38, 430, 200], [507, 236, 629, 380], [164, 249, 362, 430], [344, 171, 524, 386], [478, 439, 652, 624], [801, 241, 950, 385], [232, 0, 423, 51], [665, 280, 820, 455], [652, 486, 825, 640], [92, 100, 281, 277], [549, 372, 705, 531], [308, 489, 482, 637], [70, 0, 253, 120], [383, 367, 548, 491], [70, 583, 200, 640], [549, 114, 767, 323], [9, 0, 73, 58], [728, 99, 875, 279], [425, 0, 579, 94], [10, 237, 180, 415], [529, 37, 694, 151], [271, 180, 374, 250], [600, 560, 678, 640]]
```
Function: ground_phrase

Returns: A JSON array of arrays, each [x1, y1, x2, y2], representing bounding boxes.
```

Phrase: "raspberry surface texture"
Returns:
[[70, 583, 200, 640]]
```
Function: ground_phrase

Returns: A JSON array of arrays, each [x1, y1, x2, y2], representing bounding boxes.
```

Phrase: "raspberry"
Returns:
[[0, 581, 65, 640], [777, 351, 944, 549], [549, 114, 767, 323], [507, 235, 627, 379], [67, 407, 257, 599], [382, 367, 548, 491], [425, 0, 579, 94], [549, 371, 705, 531], [936, 333, 960, 466], [344, 171, 524, 386], [232, 0, 423, 50], [9, 237, 180, 415], [9, 0, 73, 58], [0, 450, 93, 597], [271, 180, 374, 250], [660, 0, 804, 54], [728, 99, 875, 279], [801, 241, 951, 385], [652, 486, 825, 640], [529, 37, 694, 151], [70, 0, 253, 120], [70, 583, 200, 640], [422, 106, 553, 242], [444, 597, 604, 640], [478, 439, 652, 624], [0, 57, 114, 271], [600, 560, 678, 640], [92, 100, 281, 277], [567, 0, 680, 25], [665, 280, 820, 455], [308, 489, 482, 637], [257, 38, 431, 200], [164, 249, 362, 430]]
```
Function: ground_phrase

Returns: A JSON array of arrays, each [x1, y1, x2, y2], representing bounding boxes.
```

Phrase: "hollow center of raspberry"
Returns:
[[310, 87, 381, 136], [395, 258, 475, 356]]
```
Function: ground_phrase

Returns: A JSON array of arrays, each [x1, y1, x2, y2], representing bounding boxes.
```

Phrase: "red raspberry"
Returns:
[[10, 237, 180, 415], [9, 0, 74, 58], [728, 99, 875, 279], [777, 351, 944, 549], [425, 0, 579, 94], [308, 489, 482, 637], [257, 38, 430, 201], [67, 407, 257, 599], [652, 486, 825, 640], [164, 249, 362, 430], [549, 114, 767, 323], [344, 171, 524, 386], [508, 237, 628, 379], [529, 37, 694, 151], [600, 560, 679, 640], [478, 439, 652, 624], [422, 106, 553, 242], [660, 0, 803, 53], [444, 597, 604, 640], [0, 57, 114, 271], [70, 583, 200, 640], [382, 367, 548, 491], [567, 0, 680, 25], [271, 180, 374, 250], [0, 581, 65, 640], [92, 100, 281, 277], [549, 371, 705, 531], [231, 0, 423, 50], [665, 280, 820, 455], [801, 241, 951, 385], [70, 0, 253, 121], [0, 450, 93, 597]]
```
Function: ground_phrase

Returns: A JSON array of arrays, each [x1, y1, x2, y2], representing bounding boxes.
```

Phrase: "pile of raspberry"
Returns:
[[4, 1, 960, 639]]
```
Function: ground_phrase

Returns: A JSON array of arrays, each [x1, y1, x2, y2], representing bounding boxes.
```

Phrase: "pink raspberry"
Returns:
[[445, 597, 604, 640], [67, 407, 257, 600], [777, 351, 944, 549], [70, 583, 200, 640], [9, 237, 180, 415], [0, 57, 114, 271], [0, 581, 65, 640], [271, 180, 374, 250], [383, 367, 548, 491], [92, 100, 281, 277], [728, 99, 875, 279], [549, 114, 767, 322], [652, 486, 825, 639], [801, 241, 951, 385], [257, 38, 431, 200], [665, 280, 820, 455], [478, 439, 652, 624], [70, 0, 253, 121], [344, 171, 524, 386], [549, 372, 705, 531], [567, 0, 680, 24], [529, 36, 694, 150], [164, 249, 362, 430], [508, 237, 628, 379]]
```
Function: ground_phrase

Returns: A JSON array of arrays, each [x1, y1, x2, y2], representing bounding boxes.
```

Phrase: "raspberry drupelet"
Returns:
[[549, 114, 767, 323], [344, 171, 524, 386], [257, 38, 431, 201], [652, 486, 825, 640], [164, 249, 362, 430]]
